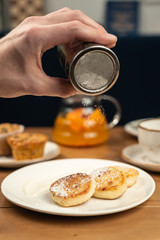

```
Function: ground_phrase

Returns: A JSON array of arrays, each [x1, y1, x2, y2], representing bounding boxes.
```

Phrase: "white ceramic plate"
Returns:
[[1, 158, 155, 216], [121, 143, 160, 172], [124, 119, 147, 137], [0, 141, 60, 168]]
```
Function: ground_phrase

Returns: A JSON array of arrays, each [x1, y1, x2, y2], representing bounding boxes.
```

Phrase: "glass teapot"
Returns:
[[52, 95, 121, 147]]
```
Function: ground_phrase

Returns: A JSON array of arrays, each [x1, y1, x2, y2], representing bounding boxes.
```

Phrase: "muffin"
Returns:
[[0, 123, 24, 156], [7, 132, 48, 160]]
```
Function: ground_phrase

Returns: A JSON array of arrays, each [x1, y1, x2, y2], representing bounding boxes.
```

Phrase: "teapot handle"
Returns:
[[97, 95, 121, 129]]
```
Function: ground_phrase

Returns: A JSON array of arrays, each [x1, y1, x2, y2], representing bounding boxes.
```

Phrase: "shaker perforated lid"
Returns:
[[70, 44, 120, 95]]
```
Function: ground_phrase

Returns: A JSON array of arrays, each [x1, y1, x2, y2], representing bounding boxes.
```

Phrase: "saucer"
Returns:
[[0, 141, 60, 168], [121, 143, 160, 172], [124, 119, 147, 137]]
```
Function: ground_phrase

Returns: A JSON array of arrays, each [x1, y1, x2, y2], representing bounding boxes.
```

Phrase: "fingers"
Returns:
[[40, 21, 117, 51], [20, 8, 117, 51], [22, 8, 112, 38], [30, 75, 78, 97], [26, 7, 105, 33], [107, 42, 117, 48], [47, 77, 78, 98], [43, 8, 106, 32], [52, 7, 72, 13]]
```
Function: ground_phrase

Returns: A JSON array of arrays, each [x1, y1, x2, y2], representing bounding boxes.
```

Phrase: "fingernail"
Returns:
[[108, 33, 118, 42]]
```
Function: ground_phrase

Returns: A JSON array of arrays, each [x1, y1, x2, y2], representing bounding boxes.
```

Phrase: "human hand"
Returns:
[[0, 8, 117, 98]]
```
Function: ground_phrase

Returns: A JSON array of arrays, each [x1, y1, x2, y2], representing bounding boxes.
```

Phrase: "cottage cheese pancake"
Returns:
[[119, 167, 139, 187], [50, 173, 96, 207], [91, 166, 127, 199]]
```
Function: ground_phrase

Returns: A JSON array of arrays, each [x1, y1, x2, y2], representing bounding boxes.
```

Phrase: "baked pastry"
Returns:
[[50, 173, 96, 207], [0, 123, 24, 156], [119, 167, 139, 187], [7, 132, 48, 160], [91, 166, 127, 199]]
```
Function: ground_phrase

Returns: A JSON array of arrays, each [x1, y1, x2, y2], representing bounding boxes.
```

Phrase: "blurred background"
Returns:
[[0, 0, 160, 126]]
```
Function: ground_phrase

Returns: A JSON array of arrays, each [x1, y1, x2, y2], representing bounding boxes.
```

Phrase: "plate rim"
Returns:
[[121, 143, 160, 171], [124, 119, 140, 137], [1, 158, 156, 216], [0, 141, 60, 168]]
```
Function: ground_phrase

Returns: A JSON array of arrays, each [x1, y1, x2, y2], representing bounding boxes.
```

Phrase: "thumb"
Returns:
[[38, 76, 78, 97]]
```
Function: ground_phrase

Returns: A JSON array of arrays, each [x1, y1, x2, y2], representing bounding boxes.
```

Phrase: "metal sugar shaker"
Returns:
[[57, 43, 120, 95]]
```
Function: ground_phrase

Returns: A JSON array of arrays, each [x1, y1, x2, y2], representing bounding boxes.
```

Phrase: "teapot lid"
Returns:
[[63, 95, 94, 106]]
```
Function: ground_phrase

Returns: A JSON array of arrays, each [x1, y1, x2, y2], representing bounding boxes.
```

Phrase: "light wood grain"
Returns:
[[0, 207, 160, 240], [0, 127, 159, 240]]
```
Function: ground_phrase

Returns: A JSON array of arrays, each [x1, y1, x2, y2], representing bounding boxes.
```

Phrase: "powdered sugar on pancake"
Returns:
[[50, 173, 91, 198], [91, 167, 122, 189], [91, 166, 121, 178]]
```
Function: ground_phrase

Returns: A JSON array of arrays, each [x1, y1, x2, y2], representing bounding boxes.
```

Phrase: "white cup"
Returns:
[[138, 118, 160, 163]]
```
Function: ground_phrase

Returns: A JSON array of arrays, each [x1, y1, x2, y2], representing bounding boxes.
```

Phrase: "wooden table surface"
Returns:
[[0, 127, 160, 240]]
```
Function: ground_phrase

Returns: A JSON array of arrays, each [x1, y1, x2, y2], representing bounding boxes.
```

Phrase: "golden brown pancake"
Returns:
[[50, 173, 96, 207], [91, 166, 127, 199], [118, 167, 139, 187]]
